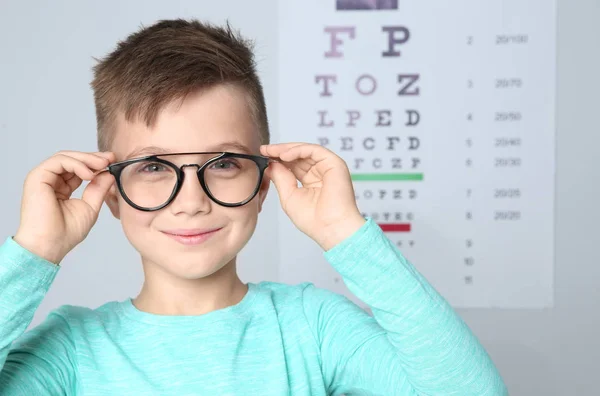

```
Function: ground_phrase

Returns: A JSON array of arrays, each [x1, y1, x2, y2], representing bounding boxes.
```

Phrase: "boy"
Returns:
[[0, 19, 507, 395]]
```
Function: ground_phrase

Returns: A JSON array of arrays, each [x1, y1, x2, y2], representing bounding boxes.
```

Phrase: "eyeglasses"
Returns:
[[96, 152, 274, 211]]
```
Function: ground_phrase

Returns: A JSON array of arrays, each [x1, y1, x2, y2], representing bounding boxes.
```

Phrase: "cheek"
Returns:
[[224, 202, 260, 244], [231, 200, 260, 225], [118, 200, 155, 237]]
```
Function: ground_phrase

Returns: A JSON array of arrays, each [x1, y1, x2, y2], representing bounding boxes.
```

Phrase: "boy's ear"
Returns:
[[105, 184, 121, 219], [257, 173, 271, 213]]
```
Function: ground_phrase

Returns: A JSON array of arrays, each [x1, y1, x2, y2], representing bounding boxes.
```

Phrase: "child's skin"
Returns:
[[13, 84, 366, 317]]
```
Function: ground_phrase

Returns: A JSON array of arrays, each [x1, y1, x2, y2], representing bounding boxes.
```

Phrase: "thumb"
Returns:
[[266, 162, 298, 203], [82, 172, 115, 214]]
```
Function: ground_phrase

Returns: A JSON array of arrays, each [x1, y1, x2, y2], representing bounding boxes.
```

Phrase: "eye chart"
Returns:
[[276, 0, 556, 309]]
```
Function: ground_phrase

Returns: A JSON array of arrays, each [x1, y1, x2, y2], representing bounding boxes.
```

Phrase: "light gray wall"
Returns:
[[460, 1, 600, 394], [0, 1, 597, 395]]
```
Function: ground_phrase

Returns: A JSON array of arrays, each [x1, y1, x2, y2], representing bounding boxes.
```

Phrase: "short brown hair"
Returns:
[[91, 18, 269, 152]]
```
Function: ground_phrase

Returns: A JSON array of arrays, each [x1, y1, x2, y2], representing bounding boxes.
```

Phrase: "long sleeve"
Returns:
[[0, 237, 77, 395], [302, 218, 508, 395]]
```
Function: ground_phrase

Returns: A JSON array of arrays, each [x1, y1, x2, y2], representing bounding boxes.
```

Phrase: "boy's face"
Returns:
[[105, 85, 270, 280]]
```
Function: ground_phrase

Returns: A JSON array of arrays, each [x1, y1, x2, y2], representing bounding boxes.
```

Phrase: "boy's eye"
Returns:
[[138, 162, 168, 173], [210, 159, 240, 170]]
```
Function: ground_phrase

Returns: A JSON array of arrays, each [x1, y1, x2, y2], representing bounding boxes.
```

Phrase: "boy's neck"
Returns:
[[132, 257, 248, 317]]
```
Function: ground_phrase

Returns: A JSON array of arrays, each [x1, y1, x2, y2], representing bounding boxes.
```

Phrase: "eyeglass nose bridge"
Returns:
[[179, 164, 206, 185], [177, 163, 210, 199], [180, 163, 202, 171]]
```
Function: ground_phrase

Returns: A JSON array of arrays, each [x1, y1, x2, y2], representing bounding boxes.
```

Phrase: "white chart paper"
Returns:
[[277, 0, 556, 308]]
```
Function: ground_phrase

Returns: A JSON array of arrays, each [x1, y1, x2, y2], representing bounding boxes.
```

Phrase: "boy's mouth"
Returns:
[[161, 228, 222, 246]]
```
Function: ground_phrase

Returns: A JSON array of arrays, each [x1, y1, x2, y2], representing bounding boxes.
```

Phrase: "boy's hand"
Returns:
[[13, 151, 115, 264], [260, 143, 366, 251]]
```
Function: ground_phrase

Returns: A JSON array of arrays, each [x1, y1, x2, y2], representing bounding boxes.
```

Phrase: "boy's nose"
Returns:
[[168, 166, 211, 216]]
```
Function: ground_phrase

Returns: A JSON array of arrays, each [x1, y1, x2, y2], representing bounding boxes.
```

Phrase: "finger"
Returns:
[[92, 151, 117, 164], [81, 171, 115, 213], [64, 173, 83, 193], [49, 172, 84, 200], [260, 143, 305, 158], [38, 155, 98, 184], [278, 159, 317, 184], [53, 176, 73, 200], [265, 162, 299, 203], [94, 151, 116, 162], [54, 150, 115, 161], [52, 151, 113, 170], [288, 159, 313, 173], [277, 144, 333, 164]]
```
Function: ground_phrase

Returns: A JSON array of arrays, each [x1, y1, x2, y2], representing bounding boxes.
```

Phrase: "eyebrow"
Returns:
[[125, 142, 254, 160], [125, 146, 172, 159]]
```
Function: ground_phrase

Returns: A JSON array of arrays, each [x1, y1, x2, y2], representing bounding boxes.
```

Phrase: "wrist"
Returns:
[[318, 212, 366, 251], [13, 231, 64, 264]]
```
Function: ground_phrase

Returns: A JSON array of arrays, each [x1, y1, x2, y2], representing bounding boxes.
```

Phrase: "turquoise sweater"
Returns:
[[0, 218, 507, 395]]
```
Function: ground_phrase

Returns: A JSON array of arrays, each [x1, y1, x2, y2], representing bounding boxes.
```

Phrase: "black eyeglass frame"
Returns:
[[97, 152, 273, 212]]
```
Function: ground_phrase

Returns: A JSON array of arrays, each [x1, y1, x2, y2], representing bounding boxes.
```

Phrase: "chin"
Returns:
[[157, 252, 233, 280], [177, 260, 231, 280]]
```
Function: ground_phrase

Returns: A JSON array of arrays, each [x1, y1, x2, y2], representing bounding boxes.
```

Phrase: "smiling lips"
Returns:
[[161, 228, 222, 245]]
